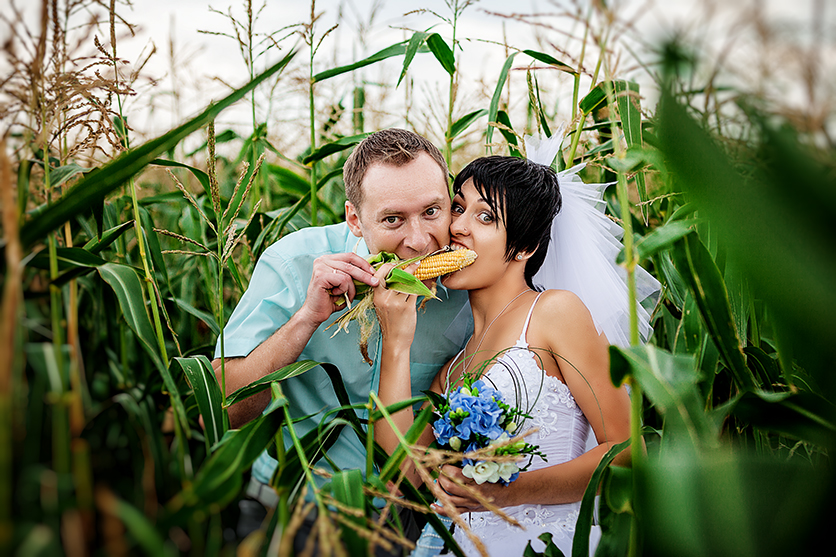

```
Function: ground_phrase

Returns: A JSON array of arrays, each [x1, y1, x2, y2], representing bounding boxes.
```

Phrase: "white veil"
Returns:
[[525, 132, 661, 348]]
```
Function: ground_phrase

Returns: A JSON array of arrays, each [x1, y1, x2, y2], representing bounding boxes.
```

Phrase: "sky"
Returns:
[[2, 0, 831, 152]]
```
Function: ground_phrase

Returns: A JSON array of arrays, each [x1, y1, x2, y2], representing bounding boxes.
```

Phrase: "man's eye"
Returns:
[[426, 206, 440, 217], [383, 216, 401, 225]]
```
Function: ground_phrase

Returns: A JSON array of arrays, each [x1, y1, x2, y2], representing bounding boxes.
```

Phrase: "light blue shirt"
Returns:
[[215, 222, 472, 492]]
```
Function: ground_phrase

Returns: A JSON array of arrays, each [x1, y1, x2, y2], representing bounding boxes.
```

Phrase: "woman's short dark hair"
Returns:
[[452, 155, 561, 289]]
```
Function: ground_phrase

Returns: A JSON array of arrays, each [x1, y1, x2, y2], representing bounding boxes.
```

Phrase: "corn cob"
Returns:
[[413, 249, 477, 280]]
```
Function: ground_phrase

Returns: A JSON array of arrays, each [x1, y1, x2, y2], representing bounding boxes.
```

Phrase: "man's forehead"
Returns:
[[371, 193, 449, 215]]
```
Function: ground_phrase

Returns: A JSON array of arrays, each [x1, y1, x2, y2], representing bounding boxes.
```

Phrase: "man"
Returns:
[[212, 128, 471, 551]]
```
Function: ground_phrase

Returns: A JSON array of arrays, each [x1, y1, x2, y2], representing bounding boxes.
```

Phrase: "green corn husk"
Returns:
[[326, 250, 442, 364]]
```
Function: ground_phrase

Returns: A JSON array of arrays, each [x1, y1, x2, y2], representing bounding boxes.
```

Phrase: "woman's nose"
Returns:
[[450, 215, 468, 236]]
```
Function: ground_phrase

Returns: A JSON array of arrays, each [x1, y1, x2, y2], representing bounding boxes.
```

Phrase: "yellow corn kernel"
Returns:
[[412, 249, 477, 280]]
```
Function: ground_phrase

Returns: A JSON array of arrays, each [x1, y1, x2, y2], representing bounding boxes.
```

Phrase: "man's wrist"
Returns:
[[294, 302, 327, 333]]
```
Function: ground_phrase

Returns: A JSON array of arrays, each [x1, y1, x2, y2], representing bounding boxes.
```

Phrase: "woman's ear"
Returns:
[[514, 251, 533, 262]]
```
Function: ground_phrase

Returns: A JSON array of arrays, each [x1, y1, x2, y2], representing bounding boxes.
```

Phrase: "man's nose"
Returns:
[[402, 219, 431, 253]]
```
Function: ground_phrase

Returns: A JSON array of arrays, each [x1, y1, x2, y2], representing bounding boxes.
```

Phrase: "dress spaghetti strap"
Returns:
[[516, 291, 545, 348]]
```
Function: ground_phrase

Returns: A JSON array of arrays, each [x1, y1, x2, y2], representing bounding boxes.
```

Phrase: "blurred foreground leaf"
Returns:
[[639, 450, 832, 557], [658, 90, 836, 401]]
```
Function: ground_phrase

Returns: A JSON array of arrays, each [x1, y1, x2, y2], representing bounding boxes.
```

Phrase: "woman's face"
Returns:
[[442, 178, 511, 290]]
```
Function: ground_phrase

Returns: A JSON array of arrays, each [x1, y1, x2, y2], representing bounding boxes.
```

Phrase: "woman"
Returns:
[[373, 153, 644, 556]]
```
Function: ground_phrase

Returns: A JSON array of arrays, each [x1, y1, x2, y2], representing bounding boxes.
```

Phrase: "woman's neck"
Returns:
[[467, 275, 532, 341]]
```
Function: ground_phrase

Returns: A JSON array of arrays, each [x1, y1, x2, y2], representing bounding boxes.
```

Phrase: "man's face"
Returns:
[[346, 152, 450, 259]]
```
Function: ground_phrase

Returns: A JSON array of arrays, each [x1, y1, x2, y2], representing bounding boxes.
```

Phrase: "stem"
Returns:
[[566, 115, 586, 164], [309, 30, 318, 226], [601, 36, 642, 556], [0, 136, 20, 551], [444, 1, 459, 169], [365, 399, 375, 481], [628, 377, 643, 557], [282, 399, 330, 540], [247, 0, 262, 206]]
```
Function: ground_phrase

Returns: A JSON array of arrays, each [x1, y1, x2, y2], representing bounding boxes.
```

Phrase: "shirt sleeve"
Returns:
[[213, 246, 306, 359]]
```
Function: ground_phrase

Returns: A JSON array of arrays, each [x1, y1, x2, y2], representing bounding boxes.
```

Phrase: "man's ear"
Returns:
[[345, 201, 363, 238]]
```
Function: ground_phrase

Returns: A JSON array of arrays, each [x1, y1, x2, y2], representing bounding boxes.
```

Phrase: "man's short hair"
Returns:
[[343, 128, 448, 212]]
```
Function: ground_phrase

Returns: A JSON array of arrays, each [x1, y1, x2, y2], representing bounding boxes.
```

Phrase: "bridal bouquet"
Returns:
[[427, 375, 544, 486]]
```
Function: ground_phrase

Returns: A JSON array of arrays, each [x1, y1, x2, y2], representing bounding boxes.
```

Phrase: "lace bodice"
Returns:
[[450, 293, 595, 556]]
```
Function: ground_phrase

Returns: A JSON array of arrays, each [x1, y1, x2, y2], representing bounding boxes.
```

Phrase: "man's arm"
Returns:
[[212, 252, 379, 429]]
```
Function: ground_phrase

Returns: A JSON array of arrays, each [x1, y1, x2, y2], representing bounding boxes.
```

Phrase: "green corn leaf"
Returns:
[[174, 356, 228, 448], [313, 41, 420, 83], [658, 90, 836, 396], [603, 465, 634, 514], [495, 110, 522, 157], [368, 396, 426, 423], [47, 162, 92, 189], [385, 267, 436, 298], [487, 52, 518, 149], [398, 31, 430, 86], [104, 493, 177, 557], [331, 469, 368, 555], [572, 439, 631, 557], [670, 233, 756, 390], [615, 81, 648, 219], [302, 133, 370, 166], [427, 32, 455, 75], [224, 360, 321, 406], [377, 405, 433, 483], [610, 344, 718, 451], [578, 83, 607, 115], [448, 108, 488, 140], [97, 262, 189, 433], [20, 48, 297, 248], [166, 391, 287, 519], [266, 164, 310, 196], [112, 393, 170, 494], [151, 159, 211, 197], [185, 128, 241, 157], [82, 220, 134, 253], [138, 206, 171, 295], [523, 49, 577, 74], [616, 220, 697, 264], [170, 297, 220, 336], [29, 246, 106, 271], [723, 390, 836, 449]]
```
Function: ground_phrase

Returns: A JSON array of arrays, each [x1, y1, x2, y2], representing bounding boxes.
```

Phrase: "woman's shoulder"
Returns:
[[530, 289, 600, 342], [534, 289, 590, 318]]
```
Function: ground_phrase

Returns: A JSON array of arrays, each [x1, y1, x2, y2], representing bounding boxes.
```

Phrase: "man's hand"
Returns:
[[299, 253, 379, 327], [372, 262, 417, 347]]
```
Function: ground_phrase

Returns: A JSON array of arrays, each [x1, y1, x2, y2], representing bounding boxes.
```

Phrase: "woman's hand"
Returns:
[[372, 263, 417, 348], [434, 464, 515, 515]]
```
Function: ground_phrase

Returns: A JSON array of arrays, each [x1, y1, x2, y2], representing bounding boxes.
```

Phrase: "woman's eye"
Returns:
[[478, 212, 494, 224], [451, 203, 464, 214]]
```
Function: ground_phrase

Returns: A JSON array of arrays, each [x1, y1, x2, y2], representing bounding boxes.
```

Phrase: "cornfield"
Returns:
[[1, 0, 834, 556]]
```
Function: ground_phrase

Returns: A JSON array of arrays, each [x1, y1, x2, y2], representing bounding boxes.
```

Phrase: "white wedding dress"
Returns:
[[450, 293, 601, 557]]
